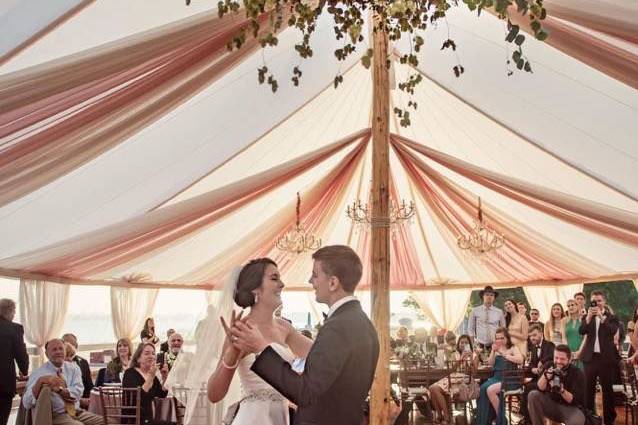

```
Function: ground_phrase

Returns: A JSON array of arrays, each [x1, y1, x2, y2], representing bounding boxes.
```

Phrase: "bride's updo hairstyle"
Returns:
[[234, 258, 278, 308]]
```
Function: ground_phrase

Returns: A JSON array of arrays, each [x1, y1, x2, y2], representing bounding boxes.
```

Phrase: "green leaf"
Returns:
[[530, 20, 541, 33], [536, 30, 549, 41], [505, 25, 519, 43]]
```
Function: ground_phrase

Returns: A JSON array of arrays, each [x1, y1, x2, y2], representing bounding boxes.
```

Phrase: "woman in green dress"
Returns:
[[562, 299, 584, 369]]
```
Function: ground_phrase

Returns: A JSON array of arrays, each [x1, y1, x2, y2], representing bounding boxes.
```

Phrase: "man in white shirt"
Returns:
[[23, 339, 102, 425]]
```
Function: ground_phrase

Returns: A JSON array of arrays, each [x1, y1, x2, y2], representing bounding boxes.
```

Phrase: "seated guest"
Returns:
[[159, 333, 183, 371], [476, 327, 524, 425], [95, 338, 132, 387], [520, 324, 555, 424], [391, 327, 422, 362], [528, 344, 585, 425], [429, 334, 478, 424], [62, 333, 93, 398], [22, 339, 103, 425], [159, 329, 175, 354], [122, 342, 172, 425], [140, 318, 159, 345]]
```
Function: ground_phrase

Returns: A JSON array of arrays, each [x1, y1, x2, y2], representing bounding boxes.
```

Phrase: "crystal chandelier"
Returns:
[[346, 199, 416, 227], [276, 192, 321, 254], [457, 197, 505, 256]]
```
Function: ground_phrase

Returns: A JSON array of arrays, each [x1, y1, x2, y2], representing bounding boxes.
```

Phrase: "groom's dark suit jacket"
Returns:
[[252, 299, 379, 425]]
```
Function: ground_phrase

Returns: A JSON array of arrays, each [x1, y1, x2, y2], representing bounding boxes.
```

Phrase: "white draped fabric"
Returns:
[[19, 278, 70, 362], [411, 288, 472, 331], [523, 283, 584, 322], [110, 286, 158, 341]]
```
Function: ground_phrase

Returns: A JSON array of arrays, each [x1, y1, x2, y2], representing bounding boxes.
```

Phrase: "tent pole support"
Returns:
[[370, 13, 391, 425]]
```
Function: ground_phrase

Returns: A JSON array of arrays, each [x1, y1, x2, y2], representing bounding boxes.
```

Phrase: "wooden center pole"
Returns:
[[369, 13, 391, 425]]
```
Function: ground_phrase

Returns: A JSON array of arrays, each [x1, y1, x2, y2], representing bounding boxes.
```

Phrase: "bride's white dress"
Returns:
[[232, 343, 294, 425]]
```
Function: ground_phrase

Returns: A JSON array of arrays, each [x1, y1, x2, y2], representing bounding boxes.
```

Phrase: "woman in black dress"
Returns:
[[122, 342, 172, 425]]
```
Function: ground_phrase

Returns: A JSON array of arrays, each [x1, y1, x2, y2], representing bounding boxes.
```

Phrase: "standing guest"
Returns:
[[122, 343, 172, 425], [574, 292, 587, 316], [520, 324, 555, 423], [22, 339, 103, 425], [527, 345, 586, 425], [95, 338, 132, 387], [579, 290, 621, 425], [545, 303, 565, 345], [517, 302, 529, 320], [468, 286, 506, 352], [159, 329, 175, 354], [476, 328, 524, 425], [627, 306, 638, 362], [562, 299, 585, 369], [504, 299, 529, 357], [61, 333, 93, 398], [529, 309, 544, 333], [429, 334, 478, 424], [0, 299, 29, 425], [140, 318, 160, 345]]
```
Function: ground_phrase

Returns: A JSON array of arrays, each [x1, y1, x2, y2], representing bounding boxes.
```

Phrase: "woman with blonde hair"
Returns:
[[545, 303, 565, 345], [562, 299, 585, 368]]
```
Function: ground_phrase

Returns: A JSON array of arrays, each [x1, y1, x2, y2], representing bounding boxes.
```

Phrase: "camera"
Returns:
[[544, 366, 566, 393]]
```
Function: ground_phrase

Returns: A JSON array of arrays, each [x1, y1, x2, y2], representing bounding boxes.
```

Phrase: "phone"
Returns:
[[590, 301, 598, 308]]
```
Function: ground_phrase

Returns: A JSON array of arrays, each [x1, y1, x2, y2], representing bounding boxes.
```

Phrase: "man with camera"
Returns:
[[528, 344, 585, 425], [579, 290, 621, 425]]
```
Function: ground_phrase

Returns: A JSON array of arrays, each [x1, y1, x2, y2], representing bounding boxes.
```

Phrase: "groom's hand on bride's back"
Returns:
[[230, 320, 269, 355]]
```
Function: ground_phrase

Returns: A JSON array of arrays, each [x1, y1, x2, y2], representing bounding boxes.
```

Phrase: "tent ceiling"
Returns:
[[0, 1, 636, 290]]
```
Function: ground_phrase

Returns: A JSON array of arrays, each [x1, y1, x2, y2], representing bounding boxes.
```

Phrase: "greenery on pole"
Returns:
[[192, 0, 549, 126]]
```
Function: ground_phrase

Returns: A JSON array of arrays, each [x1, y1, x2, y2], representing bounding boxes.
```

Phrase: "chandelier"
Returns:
[[457, 197, 505, 256], [346, 199, 416, 227], [275, 192, 321, 254]]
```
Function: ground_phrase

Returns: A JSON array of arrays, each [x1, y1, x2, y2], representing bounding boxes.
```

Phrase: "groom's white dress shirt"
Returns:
[[327, 296, 358, 318]]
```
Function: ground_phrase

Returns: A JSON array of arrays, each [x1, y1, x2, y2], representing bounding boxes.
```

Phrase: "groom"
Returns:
[[231, 245, 380, 425]]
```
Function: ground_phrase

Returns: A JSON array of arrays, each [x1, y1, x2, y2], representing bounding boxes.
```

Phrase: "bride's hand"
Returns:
[[221, 310, 245, 344]]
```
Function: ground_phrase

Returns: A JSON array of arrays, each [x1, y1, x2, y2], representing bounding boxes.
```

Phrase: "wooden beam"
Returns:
[[370, 14, 391, 425]]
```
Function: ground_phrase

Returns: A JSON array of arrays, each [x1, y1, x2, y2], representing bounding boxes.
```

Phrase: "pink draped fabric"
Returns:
[[178, 135, 370, 287], [355, 170, 426, 289], [543, 0, 638, 44], [0, 11, 277, 207], [505, 9, 638, 89], [394, 135, 638, 247], [0, 129, 369, 278], [393, 139, 610, 284]]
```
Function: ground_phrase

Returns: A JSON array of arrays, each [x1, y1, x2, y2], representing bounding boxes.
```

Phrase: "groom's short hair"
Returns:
[[312, 245, 362, 293]]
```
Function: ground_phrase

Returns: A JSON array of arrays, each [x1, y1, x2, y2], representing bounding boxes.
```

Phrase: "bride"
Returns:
[[207, 258, 313, 425]]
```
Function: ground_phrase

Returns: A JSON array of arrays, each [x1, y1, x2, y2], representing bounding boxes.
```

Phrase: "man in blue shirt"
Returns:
[[23, 339, 102, 425], [468, 286, 506, 351]]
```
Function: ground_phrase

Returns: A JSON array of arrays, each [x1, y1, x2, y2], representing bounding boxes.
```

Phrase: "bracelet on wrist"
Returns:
[[222, 356, 240, 369]]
